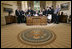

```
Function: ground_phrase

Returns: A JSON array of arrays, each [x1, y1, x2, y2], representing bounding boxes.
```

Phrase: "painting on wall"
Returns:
[[3, 7, 13, 15], [3, 8, 13, 12], [61, 2, 70, 10]]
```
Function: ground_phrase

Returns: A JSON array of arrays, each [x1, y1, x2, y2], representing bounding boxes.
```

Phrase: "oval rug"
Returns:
[[18, 28, 56, 46]]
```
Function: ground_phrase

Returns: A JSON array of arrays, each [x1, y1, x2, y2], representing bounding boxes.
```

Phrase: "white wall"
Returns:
[[46, 1, 52, 7]]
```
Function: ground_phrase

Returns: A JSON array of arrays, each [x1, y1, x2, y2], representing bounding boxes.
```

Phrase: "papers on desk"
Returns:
[[39, 12, 42, 15], [34, 14, 38, 16], [47, 14, 52, 19]]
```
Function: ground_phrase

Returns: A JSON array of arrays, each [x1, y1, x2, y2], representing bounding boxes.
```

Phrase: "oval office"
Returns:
[[1, 1, 71, 48]]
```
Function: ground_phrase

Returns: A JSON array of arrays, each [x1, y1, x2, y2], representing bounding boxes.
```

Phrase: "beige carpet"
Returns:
[[1, 23, 71, 48]]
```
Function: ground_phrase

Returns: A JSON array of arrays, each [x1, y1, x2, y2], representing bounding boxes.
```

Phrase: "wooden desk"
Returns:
[[5, 15, 17, 24], [26, 16, 47, 25], [59, 15, 67, 23]]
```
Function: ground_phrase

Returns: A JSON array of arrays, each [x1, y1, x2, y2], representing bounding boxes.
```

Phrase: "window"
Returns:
[[34, 1, 40, 10]]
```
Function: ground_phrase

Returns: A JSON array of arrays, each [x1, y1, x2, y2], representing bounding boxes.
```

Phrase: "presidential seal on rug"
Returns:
[[18, 28, 56, 46]]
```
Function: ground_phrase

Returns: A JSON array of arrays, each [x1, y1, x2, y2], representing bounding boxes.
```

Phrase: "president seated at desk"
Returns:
[[26, 10, 48, 25], [26, 16, 47, 25]]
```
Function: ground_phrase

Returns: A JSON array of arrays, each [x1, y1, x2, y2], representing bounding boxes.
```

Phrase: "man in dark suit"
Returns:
[[54, 5, 60, 24], [46, 7, 49, 16], [42, 8, 46, 16], [48, 7, 52, 14], [15, 8, 22, 23], [27, 7, 33, 16], [32, 9, 36, 15], [34, 10, 39, 16], [51, 6, 54, 23], [20, 9, 25, 23]]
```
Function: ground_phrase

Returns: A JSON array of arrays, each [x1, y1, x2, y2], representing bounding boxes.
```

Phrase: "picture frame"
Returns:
[[3, 7, 13, 12], [61, 2, 70, 10]]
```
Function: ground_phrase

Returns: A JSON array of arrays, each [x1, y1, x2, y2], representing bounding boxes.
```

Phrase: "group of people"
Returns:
[[15, 5, 60, 24], [15, 8, 25, 23]]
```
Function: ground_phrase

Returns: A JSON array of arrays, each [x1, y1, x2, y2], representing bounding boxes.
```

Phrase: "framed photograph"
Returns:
[[61, 2, 70, 10]]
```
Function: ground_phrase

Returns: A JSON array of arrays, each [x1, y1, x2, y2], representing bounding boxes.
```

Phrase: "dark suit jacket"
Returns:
[[51, 9, 54, 14], [20, 10, 24, 16], [46, 9, 53, 15], [15, 10, 20, 16], [33, 10, 36, 15], [27, 9, 33, 16], [43, 10, 46, 15]]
